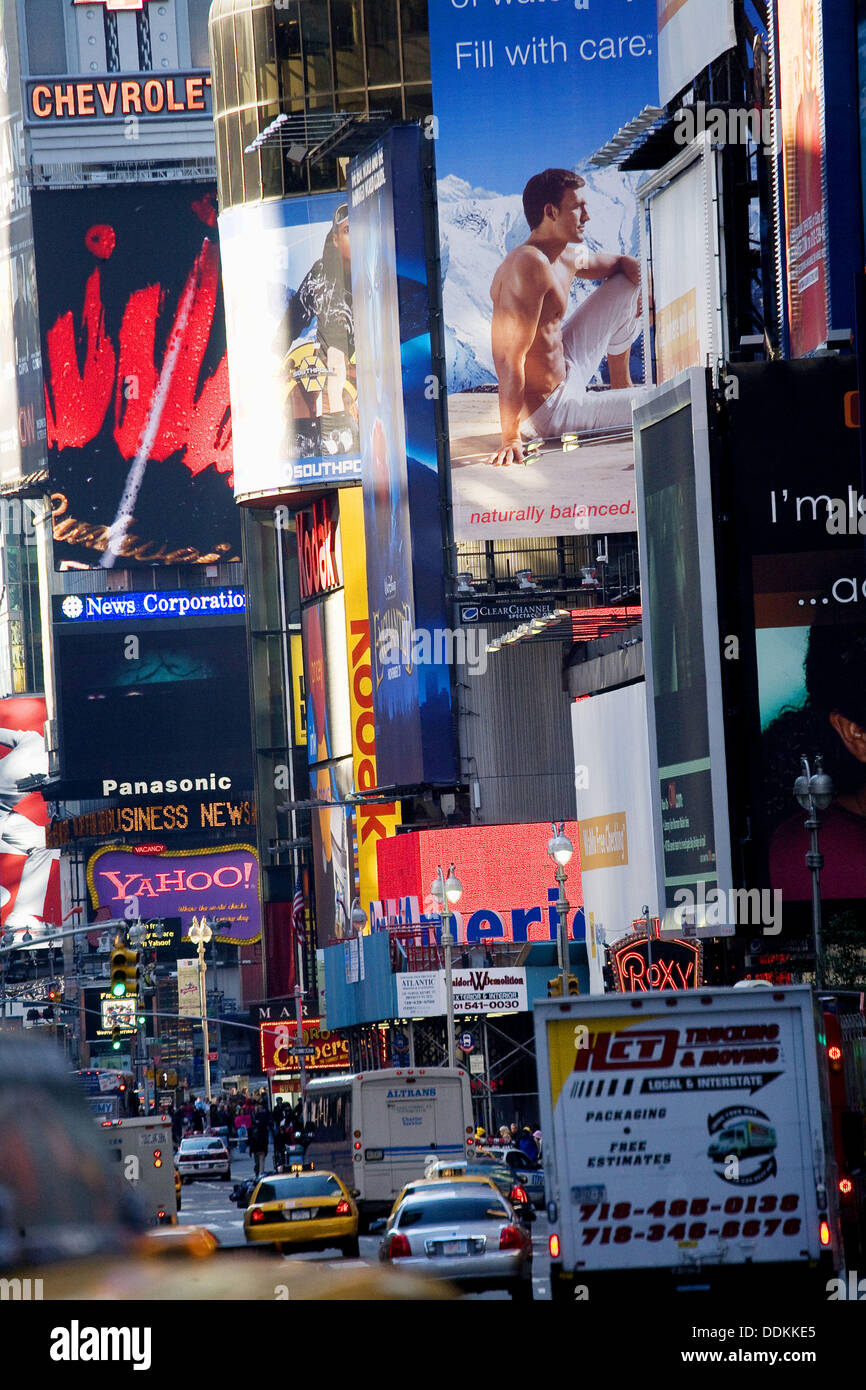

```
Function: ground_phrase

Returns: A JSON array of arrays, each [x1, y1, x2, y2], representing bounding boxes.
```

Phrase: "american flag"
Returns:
[[291, 874, 306, 948]]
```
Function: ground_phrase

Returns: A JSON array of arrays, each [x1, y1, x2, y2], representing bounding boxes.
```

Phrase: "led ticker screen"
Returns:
[[33, 184, 239, 570], [54, 587, 245, 624]]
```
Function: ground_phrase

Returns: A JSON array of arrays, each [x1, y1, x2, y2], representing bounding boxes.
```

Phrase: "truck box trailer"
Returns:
[[534, 986, 842, 1301], [98, 1116, 177, 1226]]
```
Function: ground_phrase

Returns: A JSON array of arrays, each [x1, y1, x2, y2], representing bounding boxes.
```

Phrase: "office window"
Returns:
[[400, 0, 429, 84], [25, 0, 66, 73], [188, 0, 212, 68], [332, 0, 364, 90], [364, 0, 400, 86]]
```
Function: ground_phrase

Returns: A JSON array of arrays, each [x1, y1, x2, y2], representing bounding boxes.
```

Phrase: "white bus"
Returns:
[[303, 1067, 474, 1227]]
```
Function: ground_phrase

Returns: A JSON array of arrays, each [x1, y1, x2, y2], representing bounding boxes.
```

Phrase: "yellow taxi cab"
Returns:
[[137, 1225, 220, 1259], [386, 1162, 501, 1220], [243, 1170, 360, 1257]]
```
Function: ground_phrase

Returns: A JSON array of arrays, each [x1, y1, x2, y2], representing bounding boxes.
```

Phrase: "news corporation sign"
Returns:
[[54, 587, 246, 624], [395, 968, 528, 1017]]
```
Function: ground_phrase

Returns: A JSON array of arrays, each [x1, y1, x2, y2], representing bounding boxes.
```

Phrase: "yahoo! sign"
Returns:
[[87, 845, 261, 943]]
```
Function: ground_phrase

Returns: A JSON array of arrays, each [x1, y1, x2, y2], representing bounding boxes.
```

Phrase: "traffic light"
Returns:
[[110, 944, 141, 998], [547, 974, 580, 997], [111, 1026, 122, 1051]]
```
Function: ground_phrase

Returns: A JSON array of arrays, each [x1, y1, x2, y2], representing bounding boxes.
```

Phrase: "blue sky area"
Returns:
[[428, 0, 659, 191]]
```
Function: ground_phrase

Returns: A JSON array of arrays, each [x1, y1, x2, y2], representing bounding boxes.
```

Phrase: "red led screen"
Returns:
[[376, 821, 583, 944], [33, 184, 239, 570]]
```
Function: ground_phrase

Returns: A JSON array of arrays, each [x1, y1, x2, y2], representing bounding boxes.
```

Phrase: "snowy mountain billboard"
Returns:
[[428, 0, 660, 542]]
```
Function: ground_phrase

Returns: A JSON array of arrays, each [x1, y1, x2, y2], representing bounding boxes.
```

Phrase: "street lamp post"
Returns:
[[794, 755, 834, 991], [547, 823, 574, 997], [188, 916, 214, 1103], [431, 864, 463, 1068]]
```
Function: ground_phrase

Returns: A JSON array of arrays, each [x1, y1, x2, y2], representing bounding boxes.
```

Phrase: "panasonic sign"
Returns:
[[56, 588, 246, 624]]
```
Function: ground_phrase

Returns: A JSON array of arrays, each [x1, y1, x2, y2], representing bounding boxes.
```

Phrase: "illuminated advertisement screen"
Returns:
[[376, 820, 583, 945], [54, 613, 254, 799], [428, 0, 658, 542], [634, 371, 733, 934], [349, 125, 455, 788], [260, 1018, 349, 1073], [218, 193, 361, 498], [301, 590, 352, 768], [776, 0, 828, 357], [99, 996, 137, 1033], [726, 360, 866, 962], [88, 844, 261, 943], [0, 695, 61, 946], [640, 146, 722, 385], [32, 184, 238, 569]]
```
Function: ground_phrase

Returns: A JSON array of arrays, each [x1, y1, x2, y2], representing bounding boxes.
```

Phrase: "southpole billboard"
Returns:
[[218, 193, 361, 500], [349, 125, 455, 790], [428, 0, 658, 542]]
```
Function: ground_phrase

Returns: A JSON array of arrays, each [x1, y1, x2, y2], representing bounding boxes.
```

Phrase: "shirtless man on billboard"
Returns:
[[488, 168, 645, 467]]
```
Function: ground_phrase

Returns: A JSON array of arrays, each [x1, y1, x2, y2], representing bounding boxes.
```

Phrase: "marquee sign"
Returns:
[[610, 931, 703, 993], [26, 74, 213, 125], [260, 1019, 350, 1073]]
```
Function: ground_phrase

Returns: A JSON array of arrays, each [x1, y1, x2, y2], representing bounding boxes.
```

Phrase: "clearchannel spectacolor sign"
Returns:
[[54, 587, 245, 623]]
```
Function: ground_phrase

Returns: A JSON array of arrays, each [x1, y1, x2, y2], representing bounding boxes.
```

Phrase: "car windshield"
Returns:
[[397, 1196, 509, 1227], [255, 1175, 342, 1202], [469, 1164, 512, 1186]]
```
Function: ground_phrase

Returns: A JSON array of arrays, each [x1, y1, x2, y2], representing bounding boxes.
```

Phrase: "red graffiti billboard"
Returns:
[[33, 184, 239, 569]]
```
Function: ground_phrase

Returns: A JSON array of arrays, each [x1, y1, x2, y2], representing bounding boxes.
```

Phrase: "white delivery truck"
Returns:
[[534, 986, 842, 1301], [98, 1116, 177, 1226]]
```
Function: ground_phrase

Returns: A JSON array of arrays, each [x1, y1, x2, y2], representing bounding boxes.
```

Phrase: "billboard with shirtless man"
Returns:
[[428, 0, 660, 542]]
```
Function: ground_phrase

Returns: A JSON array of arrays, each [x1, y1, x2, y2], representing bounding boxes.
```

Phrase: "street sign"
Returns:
[[459, 1031, 475, 1053], [290, 1045, 316, 1056], [469, 1053, 485, 1075]]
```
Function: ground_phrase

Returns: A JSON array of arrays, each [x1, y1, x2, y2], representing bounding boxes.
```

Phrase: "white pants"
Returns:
[[0, 810, 55, 922], [523, 271, 648, 437]]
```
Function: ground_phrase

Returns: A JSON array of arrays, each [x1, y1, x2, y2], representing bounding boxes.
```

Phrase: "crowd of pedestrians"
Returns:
[[473, 1121, 543, 1162], [167, 1092, 314, 1176]]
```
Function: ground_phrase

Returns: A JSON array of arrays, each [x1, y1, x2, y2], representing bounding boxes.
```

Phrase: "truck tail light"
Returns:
[[549, 1232, 560, 1259], [387, 1232, 411, 1258], [819, 1220, 831, 1247], [839, 1177, 854, 1198]]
